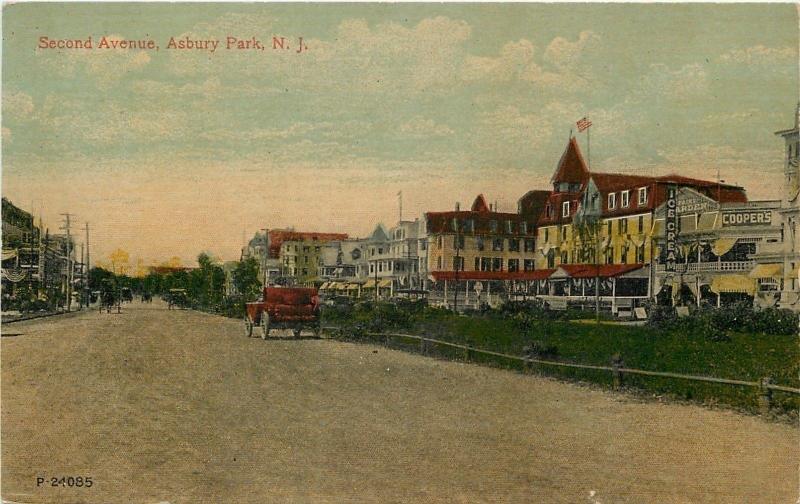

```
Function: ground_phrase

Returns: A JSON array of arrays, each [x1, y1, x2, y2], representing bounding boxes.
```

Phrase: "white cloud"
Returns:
[[643, 63, 709, 100], [543, 30, 599, 70], [719, 45, 796, 65], [399, 117, 454, 138]]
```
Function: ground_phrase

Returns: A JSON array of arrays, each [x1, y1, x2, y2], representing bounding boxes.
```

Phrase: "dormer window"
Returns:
[[608, 193, 616, 210], [562, 201, 570, 217], [545, 204, 553, 218], [621, 190, 630, 208], [638, 187, 648, 206]]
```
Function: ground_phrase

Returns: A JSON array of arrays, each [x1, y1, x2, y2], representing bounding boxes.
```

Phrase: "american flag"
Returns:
[[576, 117, 592, 132]]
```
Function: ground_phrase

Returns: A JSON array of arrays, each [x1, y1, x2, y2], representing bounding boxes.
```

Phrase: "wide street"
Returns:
[[1, 301, 797, 503]]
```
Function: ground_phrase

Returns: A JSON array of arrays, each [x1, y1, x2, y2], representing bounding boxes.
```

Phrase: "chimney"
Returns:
[[455, 202, 460, 211]]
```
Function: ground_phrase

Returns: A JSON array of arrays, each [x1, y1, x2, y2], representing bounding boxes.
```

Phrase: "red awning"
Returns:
[[554, 263, 644, 279], [430, 269, 556, 282]]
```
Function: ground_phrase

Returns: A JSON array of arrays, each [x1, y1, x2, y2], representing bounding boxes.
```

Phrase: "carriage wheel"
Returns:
[[244, 316, 253, 337], [293, 328, 302, 338], [260, 313, 270, 340]]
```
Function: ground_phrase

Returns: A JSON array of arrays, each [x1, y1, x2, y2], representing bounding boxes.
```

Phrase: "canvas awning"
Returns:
[[749, 263, 782, 279], [363, 279, 376, 288], [697, 212, 718, 231], [712, 238, 737, 257], [1, 268, 27, 283], [335, 282, 349, 291], [710, 275, 757, 295], [319, 282, 331, 290], [378, 279, 392, 288], [346, 283, 360, 290], [2, 249, 19, 261], [651, 219, 663, 237]]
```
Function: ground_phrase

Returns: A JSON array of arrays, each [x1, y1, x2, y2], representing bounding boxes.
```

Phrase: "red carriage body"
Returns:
[[245, 287, 321, 338]]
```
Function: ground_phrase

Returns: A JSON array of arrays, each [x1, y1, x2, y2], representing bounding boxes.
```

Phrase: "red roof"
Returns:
[[555, 263, 644, 279], [430, 269, 555, 281], [537, 192, 581, 226], [426, 195, 535, 236], [471, 194, 490, 212], [267, 230, 348, 258], [551, 137, 590, 186]]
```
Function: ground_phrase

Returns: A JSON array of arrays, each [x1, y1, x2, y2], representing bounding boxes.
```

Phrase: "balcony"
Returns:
[[655, 260, 755, 273]]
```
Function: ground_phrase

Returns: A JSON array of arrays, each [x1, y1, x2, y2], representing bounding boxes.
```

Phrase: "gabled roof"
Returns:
[[267, 230, 348, 258], [471, 194, 490, 212], [368, 224, 390, 242], [551, 137, 590, 186]]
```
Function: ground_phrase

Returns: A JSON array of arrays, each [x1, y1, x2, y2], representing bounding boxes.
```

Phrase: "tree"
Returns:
[[109, 248, 130, 276], [233, 257, 262, 299]]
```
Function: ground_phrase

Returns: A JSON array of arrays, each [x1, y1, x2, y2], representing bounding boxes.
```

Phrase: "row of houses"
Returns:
[[1, 198, 85, 310], [240, 104, 800, 314]]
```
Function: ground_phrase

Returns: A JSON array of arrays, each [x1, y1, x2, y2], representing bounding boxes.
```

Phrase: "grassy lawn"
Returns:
[[325, 305, 799, 417]]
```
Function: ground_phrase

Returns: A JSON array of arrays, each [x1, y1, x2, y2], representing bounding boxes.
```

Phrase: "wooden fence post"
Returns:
[[759, 376, 773, 417], [419, 337, 427, 355], [611, 354, 623, 390]]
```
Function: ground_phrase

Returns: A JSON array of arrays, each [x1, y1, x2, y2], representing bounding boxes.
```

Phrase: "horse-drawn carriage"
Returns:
[[166, 289, 189, 310], [245, 287, 321, 338]]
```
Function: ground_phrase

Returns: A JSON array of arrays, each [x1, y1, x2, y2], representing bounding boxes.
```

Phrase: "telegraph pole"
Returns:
[[84, 222, 90, 307], [60, 213, 73, 312]]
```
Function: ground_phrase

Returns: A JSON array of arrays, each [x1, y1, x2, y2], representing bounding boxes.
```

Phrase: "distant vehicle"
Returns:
[[121, 287, 133, 303], [100, 289, 117, 313], [141, 291, 153, 303], [245, 287, 321, 339], [323, 294, 354, 308], [167, 289, 188, 310]]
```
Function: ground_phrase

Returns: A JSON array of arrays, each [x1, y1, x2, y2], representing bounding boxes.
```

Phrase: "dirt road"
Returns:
[[2, 301, 797, 503]]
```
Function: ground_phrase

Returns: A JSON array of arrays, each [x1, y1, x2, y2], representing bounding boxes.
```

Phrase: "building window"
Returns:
[[437, 236, 443, 249], [509, 239, 520, 252], [608, 193, 616, 210], [454, 235, 464, 249], [508, 259, 519, 272], [436, 257, 442, 270], [621, 190, 630, 208], [489, 220, 498, 232], [607, 221, 612, 235], [524, 238, 535, 253], [453, 256, 464, 271], [492, 238, 504, 251], [506, 220, 513, 233], [520, 221, 528, 234], [544, 229, 549, 243], [636, 244, 645, 263], [378, 263, 383, 272], [481, 257, 490, 271], [476, 236, 485, 251], [562, 201, 570, 217], [302, 268, 308, 276], [546, 204, 553, 218], [621, 218, 628, 233], [638, 215, 644, 233], [547, 250, 555, 269], [466, 219, 475, 233], [524, 259, 534, 271], [474, 257, 480, 271], [561, 226, 567, 241], [420, 240, 427, 251], [638, 187, 648, 206], [492, 257, 503, 271]]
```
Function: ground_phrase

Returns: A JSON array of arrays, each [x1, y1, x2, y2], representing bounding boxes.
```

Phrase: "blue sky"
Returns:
[[2, 3, 798, 264]]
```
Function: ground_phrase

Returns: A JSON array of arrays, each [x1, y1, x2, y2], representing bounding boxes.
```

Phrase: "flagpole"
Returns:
[[587, 121, 591, 170]]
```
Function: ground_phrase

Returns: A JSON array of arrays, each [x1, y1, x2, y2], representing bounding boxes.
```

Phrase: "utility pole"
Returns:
[[453, 220, 461, 313], [260, 227, 268, 288], [398, 191, 403, 222], [60, 213, 73, 312], [84, 222, 90, 306], [80, 243, 85, 309]]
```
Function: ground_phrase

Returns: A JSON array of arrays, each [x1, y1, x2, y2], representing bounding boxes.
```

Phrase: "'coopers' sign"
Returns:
[[664, 185, 679, 272], [721, 210, 772, 227]]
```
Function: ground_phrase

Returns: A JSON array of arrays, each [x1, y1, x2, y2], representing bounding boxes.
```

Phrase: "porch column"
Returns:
[[612, 277, 617, 313]]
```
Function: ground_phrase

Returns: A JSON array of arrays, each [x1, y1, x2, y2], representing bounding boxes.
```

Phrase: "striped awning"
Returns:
[[712, 238, 737, 257], [749, 263, 782, 279], [363, 279, 376, 288], [1, 268, 27, 283], [2, 249, 19, 261], [378, 279, 392, 288], [710, 275, 757, 295]]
